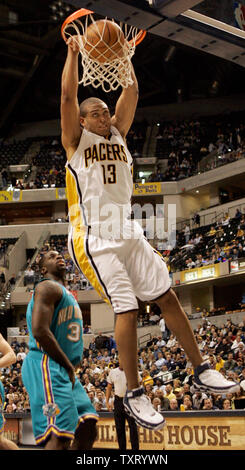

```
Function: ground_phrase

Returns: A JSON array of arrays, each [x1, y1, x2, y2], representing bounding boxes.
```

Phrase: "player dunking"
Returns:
[[0, 333, 19, 450], [61, 37, 238, 430], [21, 250, 98, 449]]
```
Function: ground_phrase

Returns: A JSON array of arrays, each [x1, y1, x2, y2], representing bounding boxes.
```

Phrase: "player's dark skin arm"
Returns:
[[32, 280, 75, 387]]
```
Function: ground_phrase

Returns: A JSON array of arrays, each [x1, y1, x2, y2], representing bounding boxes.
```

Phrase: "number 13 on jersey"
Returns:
[[101, 164, 117, 184]]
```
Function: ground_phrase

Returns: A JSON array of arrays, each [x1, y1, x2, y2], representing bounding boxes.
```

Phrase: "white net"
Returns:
[[63, 14, 141, 92]]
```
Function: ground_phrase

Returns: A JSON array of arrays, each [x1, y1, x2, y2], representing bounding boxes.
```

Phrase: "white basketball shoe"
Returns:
[[124, 386, 165, 430]]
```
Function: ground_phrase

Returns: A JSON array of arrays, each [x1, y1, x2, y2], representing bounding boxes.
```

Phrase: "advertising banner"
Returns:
[[133, 182, 162, 195]]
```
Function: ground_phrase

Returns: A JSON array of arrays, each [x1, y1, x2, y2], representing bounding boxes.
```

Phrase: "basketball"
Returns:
[[83, 19, 125, 63]]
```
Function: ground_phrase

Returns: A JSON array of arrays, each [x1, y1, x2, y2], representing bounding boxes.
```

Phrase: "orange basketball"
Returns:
[[83, 20, 125, 63]]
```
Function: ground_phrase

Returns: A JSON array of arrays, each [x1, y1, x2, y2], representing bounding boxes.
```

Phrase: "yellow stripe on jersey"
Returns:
[[153, 247, 164, 259], [66, 166, 110, 305], [66, 167, 84, 229], [72, 225, 110, 305]]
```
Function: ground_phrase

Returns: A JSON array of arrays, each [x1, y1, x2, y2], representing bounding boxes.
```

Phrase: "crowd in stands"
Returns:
[[147, 114, 245, 182], [165, 207, 245, 273], [1, 316, 245, 414], [126, 120, 148, 158], [31, 138, 66, 189]]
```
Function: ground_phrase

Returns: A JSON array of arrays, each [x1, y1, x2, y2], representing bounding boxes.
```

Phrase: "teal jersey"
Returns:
[[26, 280, 83, 366]]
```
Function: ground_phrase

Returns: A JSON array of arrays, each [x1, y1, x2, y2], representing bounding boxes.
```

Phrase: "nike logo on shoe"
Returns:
[[133, 406, 140, 413]]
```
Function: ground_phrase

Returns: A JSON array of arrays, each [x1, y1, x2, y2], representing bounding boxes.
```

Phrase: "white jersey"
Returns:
[[66, 126, 133, 231]]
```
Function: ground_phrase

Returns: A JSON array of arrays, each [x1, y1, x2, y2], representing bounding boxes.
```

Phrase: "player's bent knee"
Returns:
[[115, 308, 139, 316], [154, 288, 177, 308]]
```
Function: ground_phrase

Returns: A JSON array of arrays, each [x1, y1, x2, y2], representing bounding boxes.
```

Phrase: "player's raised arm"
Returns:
[[0, 334, 16, 368], [111, 62, 138, 139], [60, 37, 82, 157]]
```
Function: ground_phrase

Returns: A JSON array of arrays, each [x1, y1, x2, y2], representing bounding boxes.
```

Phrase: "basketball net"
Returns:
[[62, 11, 146, 93]]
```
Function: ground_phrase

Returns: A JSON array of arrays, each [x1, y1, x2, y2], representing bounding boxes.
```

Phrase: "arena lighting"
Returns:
[[49, 1, 72, 21], [164, 45, 176, 62]]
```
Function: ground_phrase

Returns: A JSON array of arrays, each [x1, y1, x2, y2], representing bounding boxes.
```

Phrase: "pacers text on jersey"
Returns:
[[84, 143, 128, 168]]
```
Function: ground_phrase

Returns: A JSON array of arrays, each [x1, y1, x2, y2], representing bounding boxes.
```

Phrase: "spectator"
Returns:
[[154, 389, 170, 411], [152, 397, 162, 412], [202, 397, 218, 410], [224, 353, 237, 372], [16, 347, 26, 362], [215, 354, 225, 371], [192, 391, 208, 410], [231, 335, 245, 354], [94, 390, 107, 410], [235, 209, 242, 220], [182, 394, 193, 410], [159, 314, 168, 341], [222, 213, 230, 226], [222, 398, 232, 410], [155, 352, 165, 369], [152, 378, 166, 394], [166, 335, 177, 349], [142, 370, 154, 388], [109, 336, 117, 353], [159, 365, 173, 384], [169, 398, 179, 411], [156, 336, 166, 348], [183, 224, 190, 244], [193, 213, 200, 227], [173, 388, 184, 407], [164, 384, 176, 401]]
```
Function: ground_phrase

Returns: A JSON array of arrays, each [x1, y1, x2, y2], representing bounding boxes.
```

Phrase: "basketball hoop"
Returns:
[[61, 8, 146, 92]]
